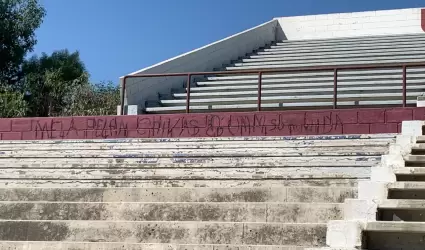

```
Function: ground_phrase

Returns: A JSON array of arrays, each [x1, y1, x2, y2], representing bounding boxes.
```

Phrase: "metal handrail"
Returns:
[[120, 62, 425, 115]]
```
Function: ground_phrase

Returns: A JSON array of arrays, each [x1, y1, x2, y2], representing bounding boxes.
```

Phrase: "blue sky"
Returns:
[[34, 0, 424, 84]]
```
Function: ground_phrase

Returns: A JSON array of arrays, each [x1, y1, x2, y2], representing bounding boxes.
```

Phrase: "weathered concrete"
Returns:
[[0, 167, 370, 180], [401, 121, 425, 136], [326, 221, 365, 248], [0, 134, 394, 248], [0, 220, 326, 246], [0, 138, 392, 149], [343, 199, 377, 221], [405, 155, 425, 165], [322, 121, 425, 249], [365, 221, 425, 232], [0, 155, 382, 168], [0, 179, 359, 188], [0, 147, 389, 158], [0, 187, 357, 203], [366, 231, 425, 250], [0, 242, 307, 250], [0, 134, 396, 143], [0, 202, 343, 223]]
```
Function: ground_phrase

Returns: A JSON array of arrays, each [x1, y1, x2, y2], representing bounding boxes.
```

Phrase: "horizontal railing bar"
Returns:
[[123, 62, 425, 79]]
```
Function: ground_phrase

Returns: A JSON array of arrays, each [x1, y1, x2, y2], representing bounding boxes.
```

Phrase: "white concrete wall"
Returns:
[[275, 7, 425, 40], [121, 20, 278, 109]]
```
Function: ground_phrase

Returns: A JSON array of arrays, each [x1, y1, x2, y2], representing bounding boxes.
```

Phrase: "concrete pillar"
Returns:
[[326, 220, 365, 248], [358, 181, 389, 202], [344, 199, 378, 221], [116, 105, 139, 115], [401, 120, 425, 136]]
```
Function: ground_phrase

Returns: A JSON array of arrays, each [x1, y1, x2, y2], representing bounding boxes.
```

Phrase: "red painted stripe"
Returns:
[[422, 9, 425, 32], [0, 107, 422, 140]]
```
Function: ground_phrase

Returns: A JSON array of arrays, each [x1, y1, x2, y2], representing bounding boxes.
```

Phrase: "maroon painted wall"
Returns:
[[0, 107, 422, 140]]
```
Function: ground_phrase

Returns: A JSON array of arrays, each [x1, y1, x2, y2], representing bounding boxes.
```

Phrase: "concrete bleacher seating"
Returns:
[[0, 134, 394, 249], [146, 33, 425, 113], [1, 6, 423, 250]]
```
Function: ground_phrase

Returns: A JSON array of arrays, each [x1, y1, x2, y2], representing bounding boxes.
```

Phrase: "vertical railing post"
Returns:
[[333, 68, 338, 109], [186, 74, 192, 113], [257, 72, 263, 111], [120, 76, 127, 115], [402, 65, 407, 107]]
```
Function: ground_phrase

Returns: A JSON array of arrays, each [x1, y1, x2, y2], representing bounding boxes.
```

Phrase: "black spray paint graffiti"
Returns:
[[33, 117, 128, 139], [32, 112, 344, 139], [136, 113, 344, 138]]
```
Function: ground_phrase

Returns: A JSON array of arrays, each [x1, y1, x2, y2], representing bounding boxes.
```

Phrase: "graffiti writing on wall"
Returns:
[[33, 117, 129, 139], [31, 112, 344, 140]]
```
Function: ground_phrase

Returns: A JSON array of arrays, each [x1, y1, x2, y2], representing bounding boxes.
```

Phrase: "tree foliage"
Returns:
[[64, 81, 120, 116], [22, 50, 89, 116], [0, 0, 45, 87], [0, 90, 27, 118], [0, 0, 119, 118]]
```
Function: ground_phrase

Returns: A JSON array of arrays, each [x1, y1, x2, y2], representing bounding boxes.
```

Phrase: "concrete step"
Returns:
[[0, 156, 382, 168], [379, 199, 425, 222], [0, 166, 371, 180], [416, 136, 425, 143], [225, 58, 425, 70], [393, 168, 425, 181], [403, 155, 425, 165], [0, 147, 389, 158], [363, 221, 425, 250], [229, 55, 425, 68], [249, 47, 425, 60], [192, 81, 421, 93], [245, 52, 425, 64], [206, 69, 424, 81], [380, 199, 425, 209], [0, 201, 342, 223], [0, 179, 360, 188], [236, 53, 425, 66], [410, 144, 425, 152], [261, 43, 425, 55], [366, 221, 425, 232], [178, 85, 425, 99], [266, 39, 425, 52], [388, 182, 425, 200], [161, 92, 421, 106], [4, 135, 391, 144], [0, 242, 309, 250], [0, 220, 327, 246], [0, 187, 357, 203], [197, 75, 425, 87], [0, 139, 393, 150], [259, 43, 425, 56], [147, 100, 417, 113], [0, 179, 359, 188], [273, 34, 425, 47], [305, 248, 361, 250]]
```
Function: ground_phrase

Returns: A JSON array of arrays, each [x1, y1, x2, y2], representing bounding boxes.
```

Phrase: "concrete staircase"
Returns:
[[0, 134, 395, 249], [364, 134, 425, 249], [146, 33, 425, 113], [318, 122, 425, 249]]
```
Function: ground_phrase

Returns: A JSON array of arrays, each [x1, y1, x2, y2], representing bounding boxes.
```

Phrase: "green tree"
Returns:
[[0, 0, 45, 87], [23, 49, 89, 117], [0, 0, 119, 118], [65, 81, 120, 116], [0, 89, 27, 117]]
